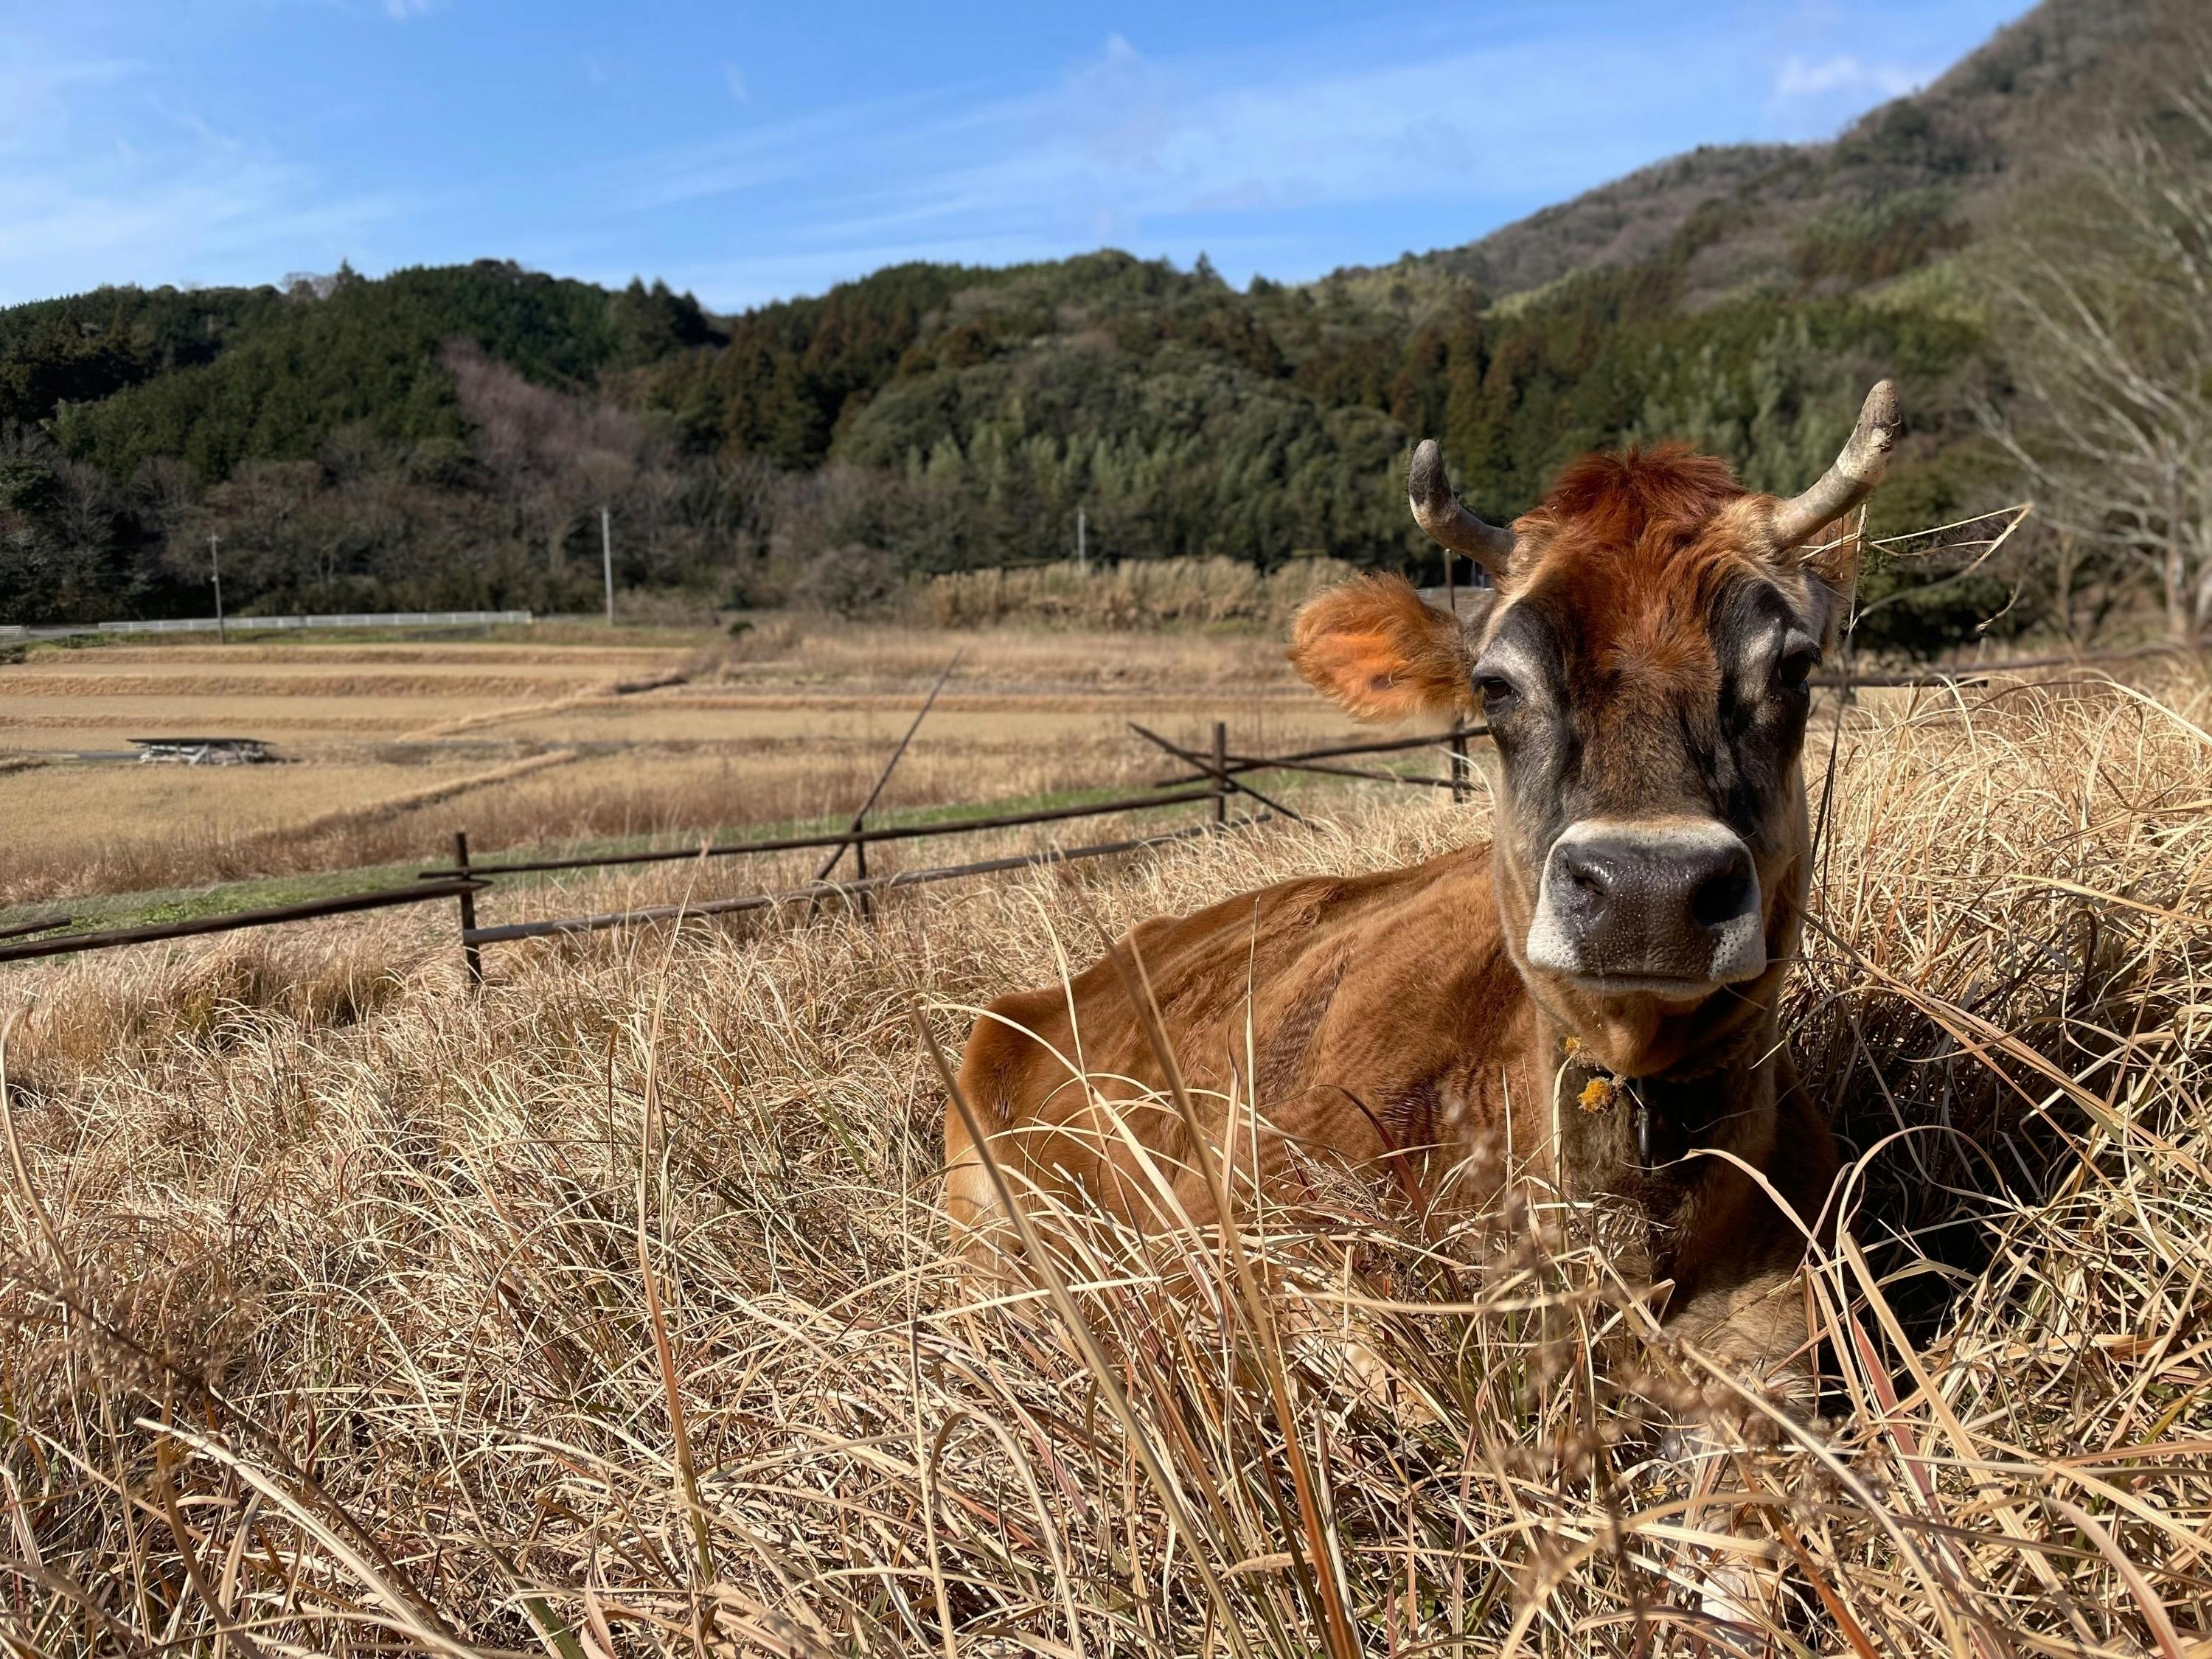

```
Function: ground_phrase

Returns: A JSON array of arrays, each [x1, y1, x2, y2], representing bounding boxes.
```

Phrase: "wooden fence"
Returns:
[[0, 880, 487, 966], [0, 719, 1486, 983]]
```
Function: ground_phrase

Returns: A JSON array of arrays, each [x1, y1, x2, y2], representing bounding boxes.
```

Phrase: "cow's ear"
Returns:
[[1289, 574, 1476, 722], [1792, 520, 1863, 651]]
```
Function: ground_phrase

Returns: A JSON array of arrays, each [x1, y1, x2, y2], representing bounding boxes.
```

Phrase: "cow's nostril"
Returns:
[[1559, 848, 1614, 903], [1689, 855, 1755, 929]]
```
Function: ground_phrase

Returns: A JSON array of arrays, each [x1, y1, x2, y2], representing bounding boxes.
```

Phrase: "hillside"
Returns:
[[0, 0, 2188, 653], [1323, 0, 2154, 313]]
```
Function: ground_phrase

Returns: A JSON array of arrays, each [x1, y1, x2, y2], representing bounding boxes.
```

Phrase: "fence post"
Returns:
[[454, 830, 484, 988], [1448, 728, 1470, 803], [1212, 722, 1228, 827], [852, 815, 874, 921]]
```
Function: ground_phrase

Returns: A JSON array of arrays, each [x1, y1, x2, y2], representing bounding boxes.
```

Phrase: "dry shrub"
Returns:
[[0, 667, 2207, 1654], [8, 927, 413, 1081], [921, 554, 1363, 630], [713, 614, 807, 665]]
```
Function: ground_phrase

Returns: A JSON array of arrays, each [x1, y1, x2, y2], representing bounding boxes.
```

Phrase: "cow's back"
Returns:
[[946, 841, 1540, 1247]]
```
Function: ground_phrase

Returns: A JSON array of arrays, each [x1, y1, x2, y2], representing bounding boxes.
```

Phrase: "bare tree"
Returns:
[[1987, 22, 2212, 644], [445, 341, 644, 585]]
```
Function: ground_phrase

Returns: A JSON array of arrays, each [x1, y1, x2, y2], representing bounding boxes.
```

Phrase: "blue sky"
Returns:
[[3, 0, 2036, 313]]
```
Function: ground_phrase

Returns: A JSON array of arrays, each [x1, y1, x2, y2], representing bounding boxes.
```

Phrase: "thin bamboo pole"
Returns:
[[453, 830, 483, 987], [463, 819, 1253, 947], [1211, 721, 1228, 827]]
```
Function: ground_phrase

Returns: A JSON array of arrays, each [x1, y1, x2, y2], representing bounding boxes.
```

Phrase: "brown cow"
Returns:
[[946, 383, 1899, 1390]]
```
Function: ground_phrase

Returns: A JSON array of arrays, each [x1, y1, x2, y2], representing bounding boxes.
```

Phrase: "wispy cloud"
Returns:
[[1767, 52, 1935, 138], [621, 24, 1718, 293], [383, 0, 444, 20], [1774, 52, 1927, 101], [0, 49, 140, 159], [0, 36, 408, 301], [720, 62, 748, 102], [618, 83, 973, 212]]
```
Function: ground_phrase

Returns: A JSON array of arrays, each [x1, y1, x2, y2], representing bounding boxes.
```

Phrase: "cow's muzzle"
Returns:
[[1524, 818, 1764, 993]]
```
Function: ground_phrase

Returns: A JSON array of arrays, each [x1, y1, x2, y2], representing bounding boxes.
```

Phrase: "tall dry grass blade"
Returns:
[[914, 1002, 1259, 1659], [635, 961, 719, 1605], [151, 1439, 269, 1659], [146, 1421, 494, 1659], [0, 1010, 63, 1267], [2041, 1495, 2188, 1659], [900, 1084, 964, 1659], [1099, 920, 1359, 1659]]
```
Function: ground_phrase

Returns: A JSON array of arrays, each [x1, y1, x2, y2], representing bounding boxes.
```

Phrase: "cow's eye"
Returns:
[[1776, 645, 1820, 695], [1475, 672, 1521, 717]]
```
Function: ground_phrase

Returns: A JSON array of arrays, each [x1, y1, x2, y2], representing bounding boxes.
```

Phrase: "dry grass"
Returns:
[[701, 616, 1308, 691], [918, 556, 1364, 631], [1, 672, 574, 701], [1, 757, 504, 852], [0, 667, 2207, 1655]]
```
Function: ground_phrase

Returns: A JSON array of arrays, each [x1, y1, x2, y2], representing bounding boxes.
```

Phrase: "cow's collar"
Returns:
[[1559, 1037, 1742, 1174]]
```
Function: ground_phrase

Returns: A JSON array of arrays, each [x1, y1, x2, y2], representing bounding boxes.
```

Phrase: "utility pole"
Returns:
[[600, 504, 615, 627], [209, 535, 227, 644], [1076, 506, 1087, 574]]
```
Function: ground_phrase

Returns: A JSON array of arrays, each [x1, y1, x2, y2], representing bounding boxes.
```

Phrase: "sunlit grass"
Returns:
[[0, 663, 2205, 1653]]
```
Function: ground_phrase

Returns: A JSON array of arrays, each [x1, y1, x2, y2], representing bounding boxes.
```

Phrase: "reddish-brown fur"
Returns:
[[949, 442, 1857, 1381]]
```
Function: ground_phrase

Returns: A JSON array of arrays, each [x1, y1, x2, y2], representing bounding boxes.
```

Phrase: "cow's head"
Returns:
[[1291, 383, 1899, 1077]]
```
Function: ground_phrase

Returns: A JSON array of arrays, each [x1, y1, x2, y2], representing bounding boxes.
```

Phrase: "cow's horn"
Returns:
[[1771, 380, 1903, 550], [1408, 439, 1515, 575]]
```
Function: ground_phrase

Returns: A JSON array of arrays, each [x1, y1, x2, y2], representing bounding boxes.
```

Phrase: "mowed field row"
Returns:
[[0, 619, 1382, 909]]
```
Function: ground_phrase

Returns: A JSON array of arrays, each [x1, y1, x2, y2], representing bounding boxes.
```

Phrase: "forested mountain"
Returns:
[[3, 0, 2202, 651]]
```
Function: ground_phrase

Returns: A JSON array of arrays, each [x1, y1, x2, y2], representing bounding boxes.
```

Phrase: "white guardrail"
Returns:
[[1, 611, 533, 638]]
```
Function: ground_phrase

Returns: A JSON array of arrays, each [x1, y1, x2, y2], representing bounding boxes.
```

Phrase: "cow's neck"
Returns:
[[1551, 1012, 1779, 1155], [1523, 984, 1786, 1198]]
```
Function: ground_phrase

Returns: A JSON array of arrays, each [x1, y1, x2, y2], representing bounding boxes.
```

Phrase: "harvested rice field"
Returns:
[[0, 619, 1379, 911]]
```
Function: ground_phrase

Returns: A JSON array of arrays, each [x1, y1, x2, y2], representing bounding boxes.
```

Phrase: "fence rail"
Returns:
[[94, 611, 534, 634], [0, 611, 534, 641], [464, 821, 1238, 947], [1153, 726, 1488, 784], [1807, 641, 2188, 689], [0, 914, 73, 944], [0, 880, 485, 966]]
